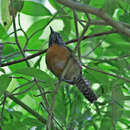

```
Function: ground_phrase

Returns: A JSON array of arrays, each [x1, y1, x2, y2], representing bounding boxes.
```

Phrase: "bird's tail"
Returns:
[[76, 77, 97, 103]]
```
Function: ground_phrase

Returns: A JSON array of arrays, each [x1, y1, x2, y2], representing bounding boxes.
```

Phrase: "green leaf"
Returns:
[[9, 111, 23, 120], [26, 18, 50, 41], [27, 39, 44, 49], [69, 87, 84, 120], [0, 68, 5, 73], [104, 34, 130, 56], [0, 74, 11, 97], [48, 0, 61, 9], [54, 86, 67, 124], [86, 65, 109, 85], [119, 13, 130, 24], [1, 0, 12, 30], [21, 1, 51, 16], [27, 18, 50, 35], [34, 56, 42, 68], [61, 16, 71, 40], [23, 117, 42, 126], [8, 36, 26, 48], [9, 61, 27, 75], [14, 67, 54, 85], [105, 85, 124, 126], [100, 117, 113, 130], [104, 0, 119, 15], [2, 121, 26, 130], [82, 0, 91, 4], [0, 24, 9, 39], [2, 44, 17, 57], [89, 0, 105, 8]]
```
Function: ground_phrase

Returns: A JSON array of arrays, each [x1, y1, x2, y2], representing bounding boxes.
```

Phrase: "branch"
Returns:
[[80, 19, 130, 29], [1, 42, 16, 45], [66, 30, 117, 44], [5, 91, 46, 124], [84, 65, 130, 83], [1, 49, 47, 67], [47, 80, 61, 129], [13, 83, 34, 96], [12, 15, 30, 67], [86, 38, 104, 56], [74, 21, 90, 53], [57, 0, 130, 37], [40, 102, 64, 130], [83, 53, 130, 62], [18, 13, 28, 40]]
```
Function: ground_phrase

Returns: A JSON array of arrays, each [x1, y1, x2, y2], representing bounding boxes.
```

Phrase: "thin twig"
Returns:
[[74, 14, 90, 65], [73, 10, 82, 63], [2, 42, 16, 45], [12, 13, 30, 67], [74, 22, 90, 53], [82, 53, 130, 62], [47, 80, 61, 129], [13, 83, 34, 95], [18, 13, 28, 40], [78, 20, 86, 27], [11, 80, 34, 93], [1, 49, 47, 67], [10, 76, 32, 82], [24, 49, 43, 52], [86, 38, 105, 56], [5, 91, 46, 124], [8, 29, 22, 36], [66, 30, 117, 44], [33, 91, 53, 97], [84, 64, 130, 82], [73, 10, 79, 38], [80, 19, 130, 29], [40, 102, 64, 130], [34, 81, 50, 113], [3, 51, 20, 59]]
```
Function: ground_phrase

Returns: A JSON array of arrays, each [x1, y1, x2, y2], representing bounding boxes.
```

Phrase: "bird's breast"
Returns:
[[46, 44, 81, 84]]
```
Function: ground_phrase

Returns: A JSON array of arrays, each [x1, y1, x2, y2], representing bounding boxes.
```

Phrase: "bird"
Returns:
[[46, 27, 97, 103]]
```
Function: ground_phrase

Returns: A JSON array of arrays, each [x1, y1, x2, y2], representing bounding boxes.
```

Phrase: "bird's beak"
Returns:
[[50, 26, 54, 33]]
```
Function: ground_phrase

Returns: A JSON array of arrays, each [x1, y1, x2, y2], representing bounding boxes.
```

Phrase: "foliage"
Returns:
[[0, 0, 130, 129]]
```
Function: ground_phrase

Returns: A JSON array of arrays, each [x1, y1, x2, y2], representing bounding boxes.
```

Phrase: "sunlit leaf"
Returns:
[[14, 67, 54, 86], [21, 1, 51, 16], [1, 0, 12, 30], [0, 74, 11, 97], [0, 24, 9, 39]]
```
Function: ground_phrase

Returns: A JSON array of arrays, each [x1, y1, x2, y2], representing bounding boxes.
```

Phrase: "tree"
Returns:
[[0, 0, 130, 129]]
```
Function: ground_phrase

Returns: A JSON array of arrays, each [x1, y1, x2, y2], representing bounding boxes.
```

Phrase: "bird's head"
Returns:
[[49, 26, 65, 47]]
